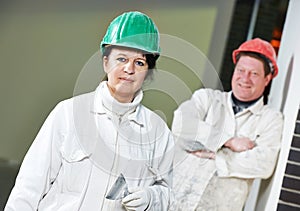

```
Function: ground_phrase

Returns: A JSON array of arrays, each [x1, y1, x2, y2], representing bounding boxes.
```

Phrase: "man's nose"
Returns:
[[241, 71, 251, 80]]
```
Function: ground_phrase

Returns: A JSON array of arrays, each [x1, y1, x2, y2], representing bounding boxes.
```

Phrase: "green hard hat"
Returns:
[[100, 11, 160, 55]]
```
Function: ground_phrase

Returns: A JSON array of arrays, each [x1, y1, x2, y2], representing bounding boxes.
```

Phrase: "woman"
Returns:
[[5, 11, 174, 211]]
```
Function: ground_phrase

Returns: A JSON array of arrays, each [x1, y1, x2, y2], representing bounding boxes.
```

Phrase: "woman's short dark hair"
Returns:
[[102, 45, 159, 80]]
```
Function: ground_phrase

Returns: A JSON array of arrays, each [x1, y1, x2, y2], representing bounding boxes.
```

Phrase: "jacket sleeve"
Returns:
[[215, 111, 283, 179], [147, 128, 174, 210], [172, 89, 232, 152], [4, 102, 64, 211]]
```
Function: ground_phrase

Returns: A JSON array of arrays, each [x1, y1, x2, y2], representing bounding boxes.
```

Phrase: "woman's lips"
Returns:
[[119, 77, 134, 82]]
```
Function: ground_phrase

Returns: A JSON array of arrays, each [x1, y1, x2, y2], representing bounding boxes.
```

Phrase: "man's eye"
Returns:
[[117, 57, 126, 62], [135, 61, 145, 66]]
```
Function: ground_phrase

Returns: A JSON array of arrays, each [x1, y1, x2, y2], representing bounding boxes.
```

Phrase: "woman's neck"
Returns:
[[107, 85, 134, 103]]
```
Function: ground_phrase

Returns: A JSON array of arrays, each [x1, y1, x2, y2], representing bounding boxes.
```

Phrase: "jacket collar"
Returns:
[[91, 81, 144, 126], [228, 91, 264, 115]]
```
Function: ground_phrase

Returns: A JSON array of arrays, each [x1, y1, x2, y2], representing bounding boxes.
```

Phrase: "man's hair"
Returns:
[[235, 51, 273, 76]]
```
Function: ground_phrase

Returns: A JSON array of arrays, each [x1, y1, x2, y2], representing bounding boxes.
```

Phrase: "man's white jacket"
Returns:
[[171, 88, 283, 210]]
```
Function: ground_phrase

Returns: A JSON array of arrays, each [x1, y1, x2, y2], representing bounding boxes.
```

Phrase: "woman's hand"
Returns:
[[122, 187, 151, 211]]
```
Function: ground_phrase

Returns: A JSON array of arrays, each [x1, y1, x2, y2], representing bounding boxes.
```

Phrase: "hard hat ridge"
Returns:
[[100, 11, 160, 55]]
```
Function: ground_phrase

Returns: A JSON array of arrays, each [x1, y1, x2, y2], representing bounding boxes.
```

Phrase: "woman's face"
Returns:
[[103, 47, 149, 103]]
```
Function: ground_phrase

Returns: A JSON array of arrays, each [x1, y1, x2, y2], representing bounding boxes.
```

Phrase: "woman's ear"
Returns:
[[103, 56, 108, 73]]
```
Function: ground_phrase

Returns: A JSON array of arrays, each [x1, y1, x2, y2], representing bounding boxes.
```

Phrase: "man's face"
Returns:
[[231, 55, 272, 102], [103, 47, 148, 103]]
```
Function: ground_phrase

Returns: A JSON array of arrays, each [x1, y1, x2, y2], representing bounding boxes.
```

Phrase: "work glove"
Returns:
[[122, 187, 152, 211]]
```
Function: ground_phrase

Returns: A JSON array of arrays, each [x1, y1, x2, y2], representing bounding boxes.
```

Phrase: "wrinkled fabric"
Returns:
[[195, 174, 251, 211], [5, 82, 174, 211], [170, 88, 283, 211]]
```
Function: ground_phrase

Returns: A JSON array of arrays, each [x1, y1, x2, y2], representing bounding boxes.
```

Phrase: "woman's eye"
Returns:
[[117, 57, 126, 62], [135, 61, 145, 66]]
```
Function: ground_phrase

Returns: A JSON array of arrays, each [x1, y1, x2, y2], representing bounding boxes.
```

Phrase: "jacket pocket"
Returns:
[[60, 134, 91, 193]]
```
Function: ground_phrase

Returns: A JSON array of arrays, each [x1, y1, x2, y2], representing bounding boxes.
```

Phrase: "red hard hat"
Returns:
[[232, 38, 278, 78]]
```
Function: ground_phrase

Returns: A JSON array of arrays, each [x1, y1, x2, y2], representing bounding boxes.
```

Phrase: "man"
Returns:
[[170, 38, 283, 211]]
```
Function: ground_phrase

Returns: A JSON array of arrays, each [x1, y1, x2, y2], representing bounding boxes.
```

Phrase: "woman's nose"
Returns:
[[124, 61, 135, 74]]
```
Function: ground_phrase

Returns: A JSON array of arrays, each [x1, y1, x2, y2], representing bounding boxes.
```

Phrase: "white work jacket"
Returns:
[[5, 82, 174, 211], [170, 88, 283, 211]]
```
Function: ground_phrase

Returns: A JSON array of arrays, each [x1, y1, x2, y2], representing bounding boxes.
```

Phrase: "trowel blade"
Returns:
[[105, 173, 129, 200]]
